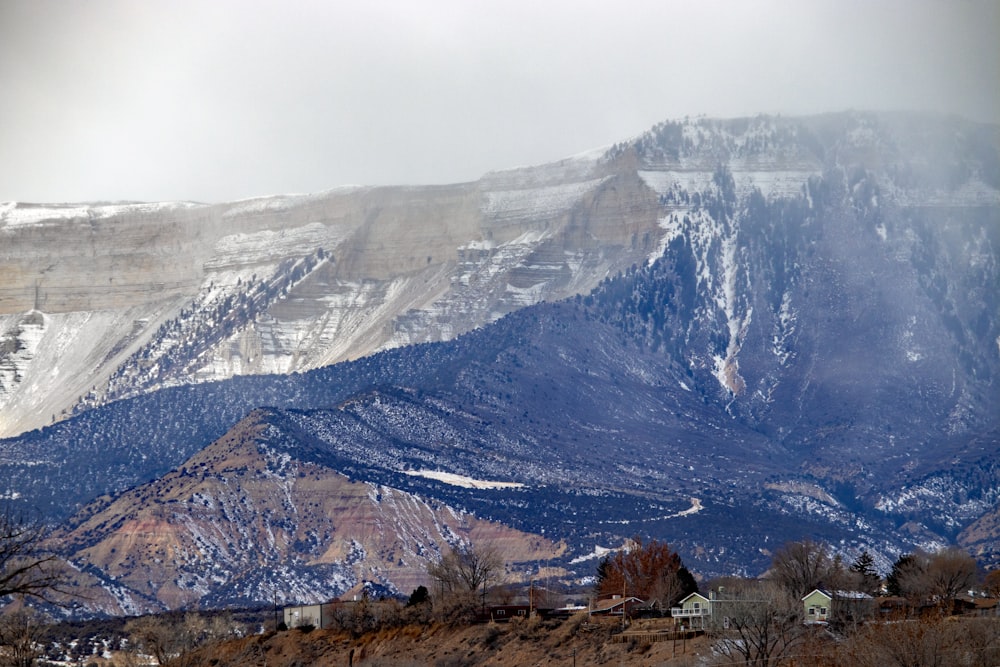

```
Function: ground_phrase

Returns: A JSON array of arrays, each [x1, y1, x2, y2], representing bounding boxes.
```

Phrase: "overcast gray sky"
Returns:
[[1, 0, 997, 204]]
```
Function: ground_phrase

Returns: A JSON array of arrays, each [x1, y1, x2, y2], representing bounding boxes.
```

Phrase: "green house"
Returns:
[[802, 589, 832, 623], [671, 592, 712, 628]]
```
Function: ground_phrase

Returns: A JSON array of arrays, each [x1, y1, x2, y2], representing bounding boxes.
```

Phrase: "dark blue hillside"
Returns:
[[0, 321, 507, 520]]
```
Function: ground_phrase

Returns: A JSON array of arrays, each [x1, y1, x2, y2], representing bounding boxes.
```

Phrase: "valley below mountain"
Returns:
[[1, 111, 998, 617]]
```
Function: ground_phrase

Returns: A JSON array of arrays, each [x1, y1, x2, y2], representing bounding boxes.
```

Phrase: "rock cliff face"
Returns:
[[0, 152, 659, 438]]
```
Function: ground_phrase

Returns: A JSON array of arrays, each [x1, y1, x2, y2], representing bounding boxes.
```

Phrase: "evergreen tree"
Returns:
[[677, 566, 699, 598], [886, 554, 920, 597], [849, 550, 881, 595], [406, 585, 430, 607]]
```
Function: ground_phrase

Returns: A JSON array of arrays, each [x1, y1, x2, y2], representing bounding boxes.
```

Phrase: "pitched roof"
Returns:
[[590, 596, 644, 614], [832, 590, 873, 599], [802, 589, 832, 601], [801, 588, 872, 601]]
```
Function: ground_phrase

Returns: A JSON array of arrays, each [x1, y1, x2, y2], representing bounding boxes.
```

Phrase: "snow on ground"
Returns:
[[598, 498, 704, 525], [887, 178, 1000, 207], [403, 469, 524, 490], [639, 169, 817, 199], [481, 149, 604, 190], [675, 497, 704, 517], [482, 178, 606, 221], [207, 222, 331, 268], [639, 170, 715, 195], [220, 186, 366, 219], [569, 545, 618, 565], [648, 211, 687, 263], [0, 201, 201, 227]]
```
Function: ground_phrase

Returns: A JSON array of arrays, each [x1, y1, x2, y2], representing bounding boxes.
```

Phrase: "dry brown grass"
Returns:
[[174, 617, 711, 667]]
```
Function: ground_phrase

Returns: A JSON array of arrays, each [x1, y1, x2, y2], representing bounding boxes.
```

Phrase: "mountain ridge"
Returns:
[[0, 150, 658, 437], [1, 111, 997, 615], [50, 407, 563, 614], [5, 111, 996, 439]]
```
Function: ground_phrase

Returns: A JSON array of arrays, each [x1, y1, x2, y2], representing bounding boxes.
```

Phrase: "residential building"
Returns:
[[670, 592, 712, 629]]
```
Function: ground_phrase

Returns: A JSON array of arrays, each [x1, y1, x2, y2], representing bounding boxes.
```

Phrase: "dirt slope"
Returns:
[[179, 617, 709, 667]]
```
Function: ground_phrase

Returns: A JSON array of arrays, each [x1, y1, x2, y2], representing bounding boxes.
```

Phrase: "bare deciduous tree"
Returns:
[[427, 541, 505, 622], [0, 509, 64, 602], [924, 547, 977, 601], [984, 568, 1000, 597], [427, 542, 503, 595], [0, 608, 46, 667], [125, 611, 240, 666], [837, 612, 974, 667], [887, 547, 977, 603], [768, 539, 832, 600], [708, 580, 804, 667], [125, 614, 175, 665]]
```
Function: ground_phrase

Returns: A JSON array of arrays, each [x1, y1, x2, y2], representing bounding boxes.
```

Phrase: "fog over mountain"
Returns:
[[2, 1, 996, 203], [1, 111, 998, 616]]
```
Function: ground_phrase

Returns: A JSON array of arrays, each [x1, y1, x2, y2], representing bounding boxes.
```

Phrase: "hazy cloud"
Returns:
[[1, 0, 996, 203]]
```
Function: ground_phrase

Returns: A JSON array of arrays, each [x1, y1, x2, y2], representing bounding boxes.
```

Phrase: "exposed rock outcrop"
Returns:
[[0, 152, 661, 437]]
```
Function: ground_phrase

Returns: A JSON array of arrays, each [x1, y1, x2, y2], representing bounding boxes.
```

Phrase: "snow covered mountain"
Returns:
[[2, 111, 998, 614], [4, 112, 995, 442], [0, 151, 655, 438]]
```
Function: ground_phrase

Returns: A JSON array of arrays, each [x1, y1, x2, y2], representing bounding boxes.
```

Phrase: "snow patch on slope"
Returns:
[[482, 178, 606, 221], [711, 227, 752, 397], [640, 169, 817, 199], [0, 201, 201, 228], [403, 469, 524, 489], [885, 178, 1000, 207], [1, 309, 183, 436], [207, 223, 332, 269]]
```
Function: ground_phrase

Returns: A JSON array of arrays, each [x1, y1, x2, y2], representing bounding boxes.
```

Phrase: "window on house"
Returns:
[[808, 607, 815, 616], [820, 607, 828, 615]]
